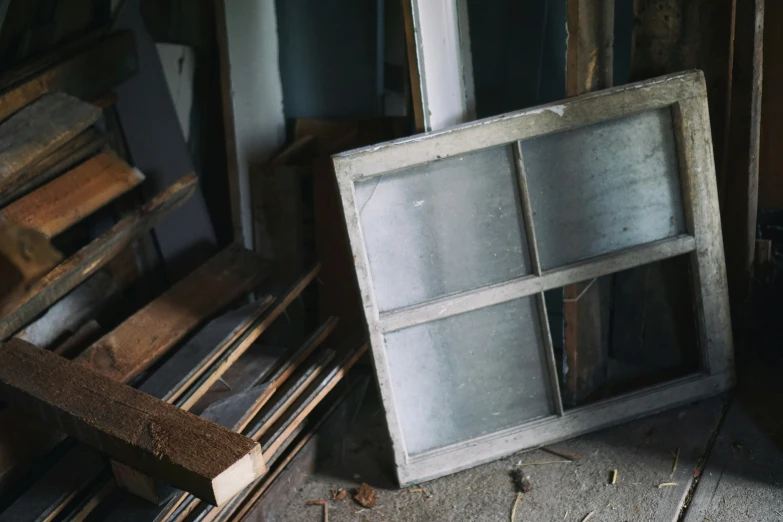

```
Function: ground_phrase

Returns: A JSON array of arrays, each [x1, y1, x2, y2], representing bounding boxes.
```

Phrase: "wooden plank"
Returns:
[[563, 0, 615, 405], [0, 339, 265, 507], [0, 173, 197, 341], [1, 151, 144, 237], [75, 243, 268, 384], [720, 0, 764, 336], [0, 126, 108, 207], [110, 342, 335, 507], [176, 265, 321, 411], [140, 298, 275, 405], [759, 0, 783, 210], [4, 299, 274, 520], [566, 0, 614, 96], [0, 93, 100, 190], [0, 30, 138, 122]]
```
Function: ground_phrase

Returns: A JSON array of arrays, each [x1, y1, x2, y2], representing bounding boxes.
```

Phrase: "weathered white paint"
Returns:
[[219, 0, 285, 249], [407, 0, 476, 131], [157, 44, 195, 143]]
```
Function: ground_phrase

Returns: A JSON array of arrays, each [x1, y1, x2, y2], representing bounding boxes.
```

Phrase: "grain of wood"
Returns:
[[75, 243, 268, 384], [0, 173, 197, 341], [0, 93, 100, 189], [0, 339, 264, 506], [1, 151, 144, 237], [0, 127, 108, 207]]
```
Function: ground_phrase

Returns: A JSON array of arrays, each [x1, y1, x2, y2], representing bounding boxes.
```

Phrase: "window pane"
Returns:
[[384, 297, 554, 455], [355, 145, 531, 312], [520, 108, 686, 270]]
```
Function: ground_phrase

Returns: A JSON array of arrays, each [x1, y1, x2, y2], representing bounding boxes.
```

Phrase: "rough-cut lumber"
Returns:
[[0, 339, 264, 506], [0, 127, 108, 207], [566, 0, 614, 96], [0, 93, 101, 190], [0, 30, 137, 122], [0, 173, 197, 341], [176, 265, 321, 410], [1, 151, 144, 237], [110, 318, 337, 512], [0, 222, 62, 318], [3, 298, 274, 520], [75, 243, 268, 384]]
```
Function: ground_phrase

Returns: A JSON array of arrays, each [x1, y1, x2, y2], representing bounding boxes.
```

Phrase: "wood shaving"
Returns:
[[581, 512, 594, 521], [516, 460, 572, 466], [671, 447, 680, 475], [657, 482, 679, 488], [332, 488, 347, 500], [541, 446, 582, 461], [307, 500, 327, 506], [353, 483, 377, 508], [511, 492, 522, 521], [611, 469, 617, 485]]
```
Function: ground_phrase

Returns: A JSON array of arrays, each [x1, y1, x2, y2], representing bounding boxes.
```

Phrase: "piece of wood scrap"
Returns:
[[0, 126, 108, 207], [0, 92, 101, 189], [0, 338, 265, 506], [75, 243, 268, 384], [0, 151, 144, 237], [0, 172, 197, 342]]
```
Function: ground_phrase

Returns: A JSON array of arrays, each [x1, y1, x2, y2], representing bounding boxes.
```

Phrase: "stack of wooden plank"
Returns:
[[0, 30, 368, 522]]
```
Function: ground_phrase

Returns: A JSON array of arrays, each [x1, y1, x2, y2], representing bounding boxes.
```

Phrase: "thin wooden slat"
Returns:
[[110, 321, 337, 508], [0, 339, 265, 507], [176, 265, 321, 411], [0, 173, 198, 342], [0, 93, 101, 189], [0, 30, 138, 123], [75, 244, 269, 384], [0, 127, 108, 207], [1, 151, 144, 237]]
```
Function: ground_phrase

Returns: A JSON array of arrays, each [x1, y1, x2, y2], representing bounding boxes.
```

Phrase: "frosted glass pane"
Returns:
[[355, 146, 531, 312], [384, 297, 553, 455], [520, 108, 686, 270]]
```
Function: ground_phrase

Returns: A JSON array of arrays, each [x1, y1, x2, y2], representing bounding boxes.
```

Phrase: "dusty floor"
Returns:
[[268, 363, 783, 522]]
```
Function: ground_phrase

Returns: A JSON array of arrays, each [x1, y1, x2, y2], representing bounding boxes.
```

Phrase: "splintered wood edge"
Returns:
[[211, 444, 265, 507]]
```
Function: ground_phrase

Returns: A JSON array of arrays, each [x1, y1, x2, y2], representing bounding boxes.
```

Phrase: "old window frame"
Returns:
[[333, 71, 733, 485]]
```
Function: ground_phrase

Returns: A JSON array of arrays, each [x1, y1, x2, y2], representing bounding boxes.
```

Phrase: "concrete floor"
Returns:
[[268, 363, 783, 522]]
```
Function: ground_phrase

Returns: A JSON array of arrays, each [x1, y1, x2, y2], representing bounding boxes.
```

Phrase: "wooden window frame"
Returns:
[[332, 71, 733, 485]]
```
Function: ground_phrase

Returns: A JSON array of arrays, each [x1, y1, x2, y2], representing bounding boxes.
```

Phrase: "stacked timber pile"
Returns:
[[0, 30, 367, 522]]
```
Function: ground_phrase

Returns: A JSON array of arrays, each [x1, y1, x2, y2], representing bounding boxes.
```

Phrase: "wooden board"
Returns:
[[562, 0, 615, 406], [0, 30, 137, 123], [1, 151, 144, 237], [0, 173, 197, 341], [0, 93, 101, 190], [3, 298, 274, 520], [75, 243, 268, 384], [0, 126, 108, 207], [0, 339, 264, 507]]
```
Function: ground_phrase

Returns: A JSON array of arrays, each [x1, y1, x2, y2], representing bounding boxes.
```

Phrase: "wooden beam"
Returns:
[[1, 151, 144, 237], [562, 0, 615, 405], [0, 126, 108, 207], [0, 30, 138, 122], [0, 339, 264, 507], [0, 93, 101, 191]]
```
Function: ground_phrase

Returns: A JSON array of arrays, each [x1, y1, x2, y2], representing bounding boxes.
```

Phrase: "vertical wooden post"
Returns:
[[562, 0, 614, 405]]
